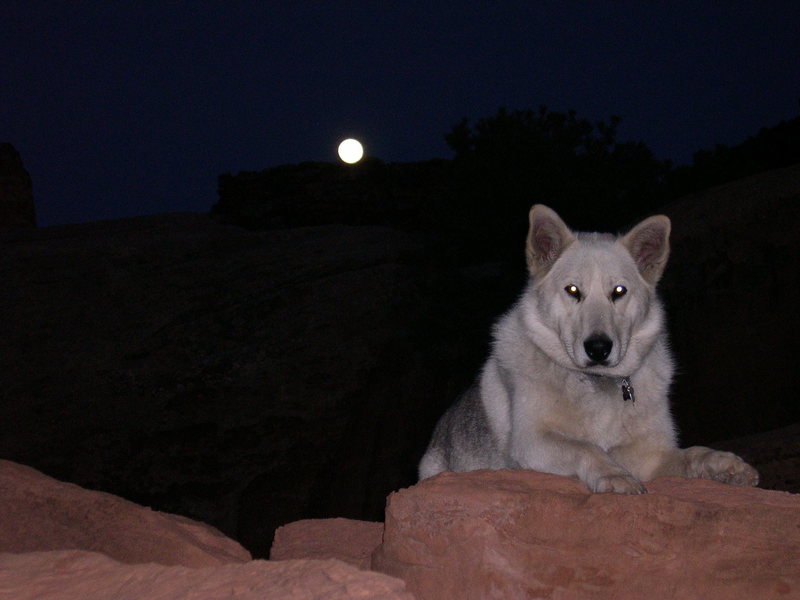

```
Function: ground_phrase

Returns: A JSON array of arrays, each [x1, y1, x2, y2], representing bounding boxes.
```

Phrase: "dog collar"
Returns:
[[585, 373, 636, 402]]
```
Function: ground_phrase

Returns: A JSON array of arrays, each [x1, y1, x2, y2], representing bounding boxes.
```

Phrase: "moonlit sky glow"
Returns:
[[2, 2, 799, 226]]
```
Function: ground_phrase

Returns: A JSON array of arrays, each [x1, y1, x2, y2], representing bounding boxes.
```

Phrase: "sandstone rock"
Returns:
[[271, 518, 384, 569], [0, 142, 35, 228], [0, 459, 250, 566], [373, 469, 800, 600], [0, 551, 413, 600], [0, 460, 412, 599]]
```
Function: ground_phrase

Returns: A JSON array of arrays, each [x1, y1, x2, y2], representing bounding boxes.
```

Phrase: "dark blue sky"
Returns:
[[3, 2, 799, 226]]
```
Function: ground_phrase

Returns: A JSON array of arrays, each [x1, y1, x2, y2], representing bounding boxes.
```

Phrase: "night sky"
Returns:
[[3, 2, 799, 227]]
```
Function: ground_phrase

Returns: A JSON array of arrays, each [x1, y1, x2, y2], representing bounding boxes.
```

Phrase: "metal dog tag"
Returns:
[[621, 377, 635, 402]]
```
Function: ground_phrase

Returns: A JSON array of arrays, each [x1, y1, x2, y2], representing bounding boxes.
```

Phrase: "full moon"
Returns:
[[337, 138, 364, 164]]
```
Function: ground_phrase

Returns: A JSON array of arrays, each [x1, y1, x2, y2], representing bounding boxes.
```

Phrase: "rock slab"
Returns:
[[271, 518, 384, 570], [0, 460, 413, 599], [0, 552, 413, 600], [372, 469, 800, 600], [0, 459, 250, 567]]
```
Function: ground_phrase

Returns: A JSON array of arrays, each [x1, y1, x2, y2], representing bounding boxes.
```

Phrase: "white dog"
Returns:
[[419, 205, 758, 493]]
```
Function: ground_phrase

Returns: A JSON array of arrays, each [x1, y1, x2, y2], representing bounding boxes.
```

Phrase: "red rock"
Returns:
[[271, 518, 384, 569], [0, 460, 413, 599], [372, 469, 800, 600], [0, 459, 250, 566], [0, 551, 413, 600]]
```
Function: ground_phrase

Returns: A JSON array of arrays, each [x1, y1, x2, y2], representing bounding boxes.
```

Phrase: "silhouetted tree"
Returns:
[[667, 113, 800, 197], [444, 107, 668, 259]]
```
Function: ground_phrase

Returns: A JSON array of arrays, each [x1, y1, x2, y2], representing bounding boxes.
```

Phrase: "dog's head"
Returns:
[[522, 204, 670, 377]]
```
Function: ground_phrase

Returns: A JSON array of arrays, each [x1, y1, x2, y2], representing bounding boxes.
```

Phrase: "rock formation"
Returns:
[[0, 459, 412, 600], [212, 159, 453, 231], [0, 142, 36, 228], [372, 469, 800, 599], [271, 518, 384, 570], [0, 459, 250, 566], [0, 553, 413, 600], [661, 165, 800, 443], [8, 456, 797, 600]]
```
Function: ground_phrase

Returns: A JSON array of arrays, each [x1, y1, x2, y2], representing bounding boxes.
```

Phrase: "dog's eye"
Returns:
[[611, 285, 627, 300], [565, 284, 582, 301]]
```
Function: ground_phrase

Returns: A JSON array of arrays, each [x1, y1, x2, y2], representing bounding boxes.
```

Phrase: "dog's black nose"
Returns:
[[584, 334, 612, 363]]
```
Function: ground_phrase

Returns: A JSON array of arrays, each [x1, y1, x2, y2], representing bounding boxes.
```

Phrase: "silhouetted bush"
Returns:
[[444, 107, 670, 256], [667, 114, 800, 197]]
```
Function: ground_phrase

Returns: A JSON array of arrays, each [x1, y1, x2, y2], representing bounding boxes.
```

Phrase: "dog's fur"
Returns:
[[419, 205, 758, 493]]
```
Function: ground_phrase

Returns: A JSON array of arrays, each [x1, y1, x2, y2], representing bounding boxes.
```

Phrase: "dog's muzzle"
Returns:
[[583, 333, 612, 365]]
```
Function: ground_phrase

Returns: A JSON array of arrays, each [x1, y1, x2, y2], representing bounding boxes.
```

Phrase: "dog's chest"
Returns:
[[535, 379, 635, 447]]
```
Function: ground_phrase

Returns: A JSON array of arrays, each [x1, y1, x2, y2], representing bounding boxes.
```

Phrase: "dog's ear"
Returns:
[[526, 205, 576, 277], [622, 215, 671, 284]]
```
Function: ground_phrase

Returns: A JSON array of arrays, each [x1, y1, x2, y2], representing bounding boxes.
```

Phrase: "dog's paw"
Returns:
[[686, 447, 760, 487], [593, 473, 646, 495]]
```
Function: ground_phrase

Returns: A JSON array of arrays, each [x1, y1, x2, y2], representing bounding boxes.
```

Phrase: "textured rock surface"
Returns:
[[373, 470, 800, 600], [0, 552, 413, 600], [0, 142, 35, 228], [271, 518, 384, 569], [0, 459, 250, 566], [0, 460, 412, 600]]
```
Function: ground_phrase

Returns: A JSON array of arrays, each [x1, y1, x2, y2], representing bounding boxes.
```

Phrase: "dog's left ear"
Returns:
[[622, 215, 671, 284]]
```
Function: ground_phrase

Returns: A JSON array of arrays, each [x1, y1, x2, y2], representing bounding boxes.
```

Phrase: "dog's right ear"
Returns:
[[526, 204, 575, 277]]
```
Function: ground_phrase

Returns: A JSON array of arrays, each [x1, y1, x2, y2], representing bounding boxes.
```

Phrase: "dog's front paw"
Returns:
[[593, 472, 646, 494], [686, 447, 760, 487]]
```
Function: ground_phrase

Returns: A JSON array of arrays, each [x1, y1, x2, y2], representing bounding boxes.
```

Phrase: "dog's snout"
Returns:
[[584, 334, 612, 363]]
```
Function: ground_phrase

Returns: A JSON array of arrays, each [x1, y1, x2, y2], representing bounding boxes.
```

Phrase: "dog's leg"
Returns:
[[515, 431, 646, 494], [652, 446, 759, 486]]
